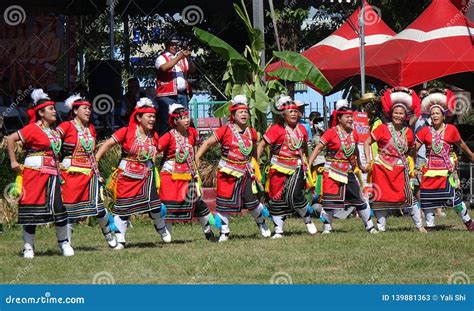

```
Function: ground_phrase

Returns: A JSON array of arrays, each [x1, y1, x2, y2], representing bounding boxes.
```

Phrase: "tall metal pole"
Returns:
[[108, 0, 115, 60], [359, 0, 365, 95], [323, 95, 328, 129], [253, 0, 265, 67]]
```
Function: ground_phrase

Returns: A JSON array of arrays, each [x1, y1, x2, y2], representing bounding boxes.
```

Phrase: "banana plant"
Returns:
[[193, 0, 331, 135], [268, 51, 332, 94], [193, 1, 286, 135]]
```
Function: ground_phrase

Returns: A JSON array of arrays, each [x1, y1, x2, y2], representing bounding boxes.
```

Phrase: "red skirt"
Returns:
[[61, 170, 105, 219], [113, 169, 161, 216], [216, 171, 259, 213], [18, 168, 67, 225], [268, 168, 288, 200], [420, 168, 448, 190], [370, 163, 408, 209], [159, 172, 197, 222]]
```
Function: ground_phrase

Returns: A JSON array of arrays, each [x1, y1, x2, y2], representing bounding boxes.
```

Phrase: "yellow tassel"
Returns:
[[252, 157, 262, 183], [106, 168, 120, 201], [264, 165, 271, 193], [252, 181, 258, 194], [368, 160, 375, 183], [154, 166, 161, 192], [408, 156, 415, 178], [195, 176, 202, 197], [354, 167, 364, 188], [10, 172, 23, 198]]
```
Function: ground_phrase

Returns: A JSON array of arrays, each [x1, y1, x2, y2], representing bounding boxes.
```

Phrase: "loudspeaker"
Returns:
[[87, 60, 122, 100]]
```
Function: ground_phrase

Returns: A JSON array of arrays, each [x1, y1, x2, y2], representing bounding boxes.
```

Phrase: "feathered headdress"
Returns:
[[168, 103, 189, 127], [128, 97, 156, 128], [420, 88, 456, 115], [381, 87, 421, 118], [27, 88, 55, 124], [331, 99, 353, 127], [274, 94, 298, 112], [229, 95, 249, 122]]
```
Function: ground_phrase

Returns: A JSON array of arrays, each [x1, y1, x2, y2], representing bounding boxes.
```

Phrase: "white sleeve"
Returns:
[[155, 55, 166, 70]]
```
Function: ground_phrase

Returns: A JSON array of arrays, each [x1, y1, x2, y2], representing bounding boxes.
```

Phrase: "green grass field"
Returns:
[[0, 210, 472, 284]]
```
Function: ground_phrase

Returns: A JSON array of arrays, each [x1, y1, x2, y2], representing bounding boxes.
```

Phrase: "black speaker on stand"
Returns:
[[87, 60, 122, 137]]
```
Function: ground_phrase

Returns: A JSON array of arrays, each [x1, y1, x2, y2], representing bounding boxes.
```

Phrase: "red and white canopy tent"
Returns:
[[265, 1, 395, 94], [345, 0, 474, 91]]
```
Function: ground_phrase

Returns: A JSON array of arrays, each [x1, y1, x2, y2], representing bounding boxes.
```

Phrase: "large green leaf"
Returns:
[[213, 102, 231, 118], [234, 2, 265, 53], [193, 27, 250, 68], [269, 51, 333, 94], [254, 79, 269, 113]]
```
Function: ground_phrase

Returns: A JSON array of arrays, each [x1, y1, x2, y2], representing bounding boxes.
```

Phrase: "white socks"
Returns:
[[114, 215, 129, 243], [249, 204, 265, 224], [198, 214, 212, 233], [272, 215, 285, 234], [217, 212, 230, 234], [375, 210, 388, 231]]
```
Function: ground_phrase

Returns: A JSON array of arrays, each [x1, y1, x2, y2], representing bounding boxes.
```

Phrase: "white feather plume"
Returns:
[[31, 88, 50, 104], [64, 94, 82, 110], [421, 93, 447, 113], [336, 99, 349, 110], [169, 103, 185, 114], [231, 95, 248, 105], [391, 91, 412, 110], [276, 95, 292, 109], [136, 97, 154, 108]]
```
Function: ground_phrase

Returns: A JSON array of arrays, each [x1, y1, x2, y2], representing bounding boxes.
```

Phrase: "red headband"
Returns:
[[129, 107, 156, 127], [279, 105, 299, 111], [229, 104, 249, 122], [331, 110, 353, 127], [72, 101, 91, 107], [168, 110, 189, 127], [27, 101, 55, 124]]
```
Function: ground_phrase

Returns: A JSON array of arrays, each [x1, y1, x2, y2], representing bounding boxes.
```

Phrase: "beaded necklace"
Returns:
[[172, 129, 190, 163], [284, 123, 303, 151], [135, 127, 155, 161], [230, 124, 253, 156], [430, 124, 445, 155], [38, 122, 62, 156], [73, 119, 94, 153], [336, 125, 355, 158], [388, 123, 407, 154]]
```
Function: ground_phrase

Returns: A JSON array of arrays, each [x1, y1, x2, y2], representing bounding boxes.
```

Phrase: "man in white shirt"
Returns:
[[154, 38, 196, 135]]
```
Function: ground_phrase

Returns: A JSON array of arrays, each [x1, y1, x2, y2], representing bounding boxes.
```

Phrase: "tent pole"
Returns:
[[323, 95, 328, 129], [359, 0, 366, 95]]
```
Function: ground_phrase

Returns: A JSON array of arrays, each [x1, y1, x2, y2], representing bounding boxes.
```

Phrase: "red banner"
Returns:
[[353, 111, 370, 143]]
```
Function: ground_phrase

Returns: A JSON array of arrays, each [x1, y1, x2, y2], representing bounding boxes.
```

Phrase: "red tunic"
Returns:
[[17, 123, 66, 224], [159, 127, 199, 221], [57, 121, 103, 218], [416, 124, 460, 191], [264, 123, 308, 200], [370, 124, 414, 208], [215, 125, 257, 198], [320, 126, 359, 202], [215, 124, 259, 212], [110, 127, 161, 215]]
